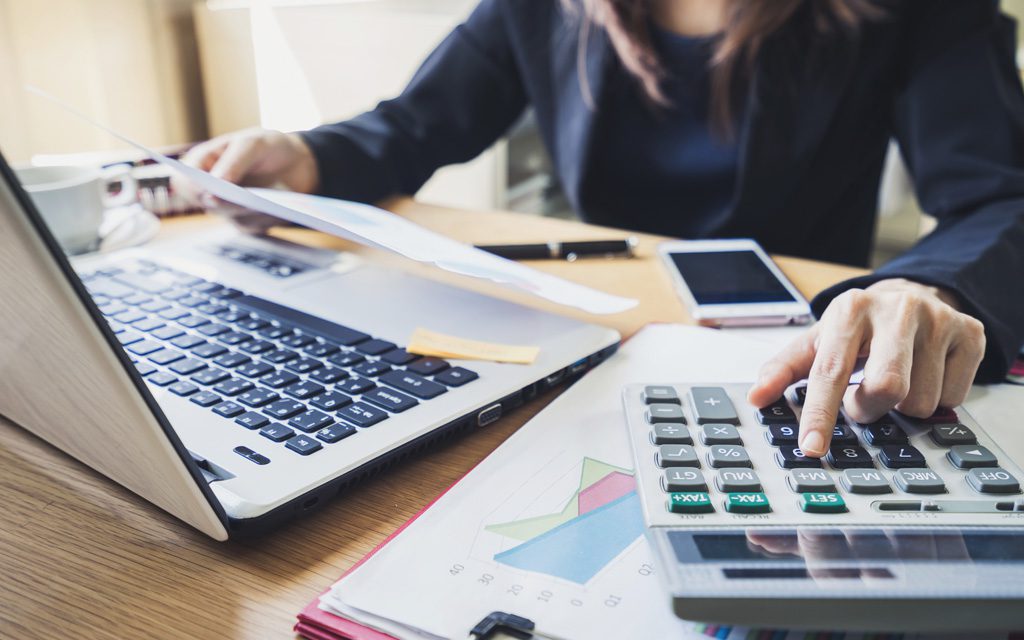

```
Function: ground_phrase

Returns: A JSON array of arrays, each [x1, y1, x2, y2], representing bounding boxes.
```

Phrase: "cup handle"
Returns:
[[101, 164, 138, 209]]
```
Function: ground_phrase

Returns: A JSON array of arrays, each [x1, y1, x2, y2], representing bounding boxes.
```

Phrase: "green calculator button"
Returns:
[[668, 492, 714, 514], [801, 492, 848, 513], [725, 492, 771, 514]]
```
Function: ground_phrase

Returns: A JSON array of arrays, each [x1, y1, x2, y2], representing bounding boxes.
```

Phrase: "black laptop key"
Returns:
[[139, 300, 171, 313], [85, 277, 135, 299], [356, 339, 396, 356], [191, 281, 221, 294], [122, 292, 152, 306], [213, 401, 245, 418], [161, 288, 194, 302], [213, 352, 250, 368], [100, 301, 129, 317], [118, 330, 144, 346], [170, 334, 206, 350], [213, 378, 255, 396], [380, 371, 447, 400], [328, 352, 364, 368], [239, 339, 275, 355], [127, 339, 163, 356], [158, 307, 190, 321], [213, 287, 243, 300], [113, 310, 147, 325], [338, 402, 388, 427], [237, 361, 275, 378], [192, 343, 228, 359], [178, 315, 210, 329], [235, 411, 270, 430], [264, 348, 300, 364], [363, 387, 418, 413], [220, 310, 250, 323], [407, 357, 450, 376], [149, 349, 186, 366], [280, 333, 316, 349], [218, 330, 251, 345], [354, 361, 391, 377], [305, 342, 340, 358], [238, 388, 280, 407], [168, 381, 198, 396], [197, 323, 230, 337], [111, 272, 172, 294], [311, 391, 352, 411], [133, 318, 166, 333], [197, 302, 227, 316], [285, 434, 323, 455], [288, 409, 334, 433], [338, 377, 375, 395], [135, 361, 157, 376], [151, 326, 186, 341], [285, 358, 323, 374], [260, 370, 300, 389], [260, 423, 295, 442], [192, 368, 231, 386], [381, 349, 419, 365], [169, 358, 207, 376], [148, 372, 177, 387], [258, 324, 292, 339], [263, 399, 306, 419], [310, 366, 348, 384], [316, 423, 356, 443], [434, 366, 478, 387], [284, 380, 325, 400], [178, 295, 207, 308], [192, 389, 225, 403], [232, 295, 371, 346]]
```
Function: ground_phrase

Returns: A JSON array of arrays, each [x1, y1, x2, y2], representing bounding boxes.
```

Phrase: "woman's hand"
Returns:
[[747, 279, 986, 457], [179, 128, 320, 234]]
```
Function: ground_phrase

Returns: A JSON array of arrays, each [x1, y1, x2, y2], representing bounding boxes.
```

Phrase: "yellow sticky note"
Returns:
[[406, 328, 540, 365]]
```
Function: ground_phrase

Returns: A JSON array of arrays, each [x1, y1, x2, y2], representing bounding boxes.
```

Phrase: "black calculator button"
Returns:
[[826, 445, 874, 469], [894, 468, 946, 494], [652, 424, 692, 445], [755, 400, 796, 425], [647, 404, 686, 424], [930, 423, 977, 446], [689, 387, 739, 425], [966, 468, 1021, 494], [776, 446, 823, 469], [863, 421, 908, 446], [662, 468, 707, 492], [841, 469, 892, 494], [643, 385, 680, 405], [946, 445, 999, 469], [830, 423, 858, 445], [766, 424, 798, 446], [790, 385, 807, 405], [656, 445, 700, 468], [879, 445, 927, 469]]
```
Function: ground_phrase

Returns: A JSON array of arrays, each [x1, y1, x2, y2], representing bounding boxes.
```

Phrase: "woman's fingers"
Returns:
[[798, 293, 868, 457], [842, 310, 914, 424], [938, 317, 986, 408], [209, 135, 264, 184], [747, 327, 818, 407]]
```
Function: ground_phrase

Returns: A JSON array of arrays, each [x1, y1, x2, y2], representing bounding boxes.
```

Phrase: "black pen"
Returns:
[[475, 237, 638, 261]]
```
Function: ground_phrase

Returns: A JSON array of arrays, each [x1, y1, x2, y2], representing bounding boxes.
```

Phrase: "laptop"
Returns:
[[0, 150, 620, 540]]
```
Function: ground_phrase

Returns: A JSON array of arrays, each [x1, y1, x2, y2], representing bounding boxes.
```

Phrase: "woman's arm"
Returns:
[[750, 0, 1024, 455], [300, 0, 529, 203]]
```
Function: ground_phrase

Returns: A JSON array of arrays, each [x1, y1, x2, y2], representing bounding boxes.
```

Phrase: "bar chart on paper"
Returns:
[[485, 458, 643, 584]]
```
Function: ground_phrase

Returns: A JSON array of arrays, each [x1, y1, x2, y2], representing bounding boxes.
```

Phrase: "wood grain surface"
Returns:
[[0, 198, 865, 639]]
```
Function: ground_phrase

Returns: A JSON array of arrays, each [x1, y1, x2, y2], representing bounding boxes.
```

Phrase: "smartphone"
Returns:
[[658, 238, 812, 327]]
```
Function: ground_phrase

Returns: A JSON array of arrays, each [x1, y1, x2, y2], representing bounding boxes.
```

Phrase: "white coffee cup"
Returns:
[[14, 164, 136, 255]]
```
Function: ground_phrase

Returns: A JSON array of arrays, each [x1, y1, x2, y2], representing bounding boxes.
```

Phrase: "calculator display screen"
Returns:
[[669, 250, 797, 305], [674, 529, 1024, 564]]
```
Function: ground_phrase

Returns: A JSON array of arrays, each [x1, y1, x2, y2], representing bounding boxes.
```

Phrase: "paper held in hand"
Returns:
[[29, 86, 638, 316]]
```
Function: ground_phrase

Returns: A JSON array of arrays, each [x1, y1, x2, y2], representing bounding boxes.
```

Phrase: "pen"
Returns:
[[475, 237, 638, 261]]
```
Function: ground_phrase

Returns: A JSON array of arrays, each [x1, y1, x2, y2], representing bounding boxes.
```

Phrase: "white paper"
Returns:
[[320, 325, 784, 640], [28, 86, 637, 316]]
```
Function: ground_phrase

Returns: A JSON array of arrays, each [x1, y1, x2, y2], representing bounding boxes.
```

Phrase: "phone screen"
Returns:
[[669, 250, 797, 305]]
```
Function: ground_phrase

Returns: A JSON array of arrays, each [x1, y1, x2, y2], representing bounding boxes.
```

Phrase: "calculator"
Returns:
[[622, 383, 1024, 631]]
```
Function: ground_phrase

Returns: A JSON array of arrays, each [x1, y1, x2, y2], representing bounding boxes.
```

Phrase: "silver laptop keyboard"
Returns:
[[79, 259, 479, 464]]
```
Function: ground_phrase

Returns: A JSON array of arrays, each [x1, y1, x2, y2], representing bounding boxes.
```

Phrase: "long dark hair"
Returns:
[[569, 0, 883, 131]]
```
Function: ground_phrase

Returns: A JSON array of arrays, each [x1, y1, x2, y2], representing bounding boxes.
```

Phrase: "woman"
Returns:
[[184, 0, 1024, 458]]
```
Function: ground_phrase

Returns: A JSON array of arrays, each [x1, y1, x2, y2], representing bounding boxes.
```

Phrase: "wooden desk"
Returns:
[[0, 199, 864, 639]]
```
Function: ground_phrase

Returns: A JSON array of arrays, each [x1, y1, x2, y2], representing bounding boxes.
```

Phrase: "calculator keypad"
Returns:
[[624, 383, 1024, 526]]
